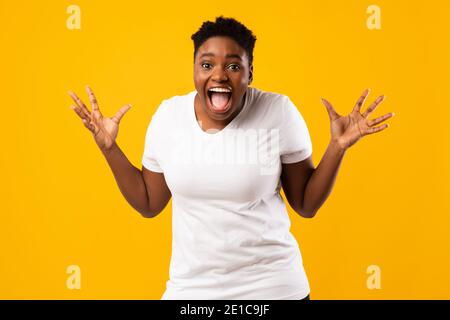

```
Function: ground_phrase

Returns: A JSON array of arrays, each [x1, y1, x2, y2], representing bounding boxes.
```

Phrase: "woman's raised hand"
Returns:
[[68, 86, 132, 151], [320, 89, 395, 150]]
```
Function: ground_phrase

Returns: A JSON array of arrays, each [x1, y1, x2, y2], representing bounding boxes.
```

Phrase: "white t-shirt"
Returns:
[[142, 86, 313, 300]]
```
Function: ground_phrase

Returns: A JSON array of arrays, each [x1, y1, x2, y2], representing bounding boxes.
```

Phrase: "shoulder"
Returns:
[[150, 90, 195, 123], [246, 87, 295, 124], [249, 86, 289, 107]]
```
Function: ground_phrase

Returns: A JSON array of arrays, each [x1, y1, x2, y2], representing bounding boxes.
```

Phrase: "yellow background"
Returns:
[[1, 0, 449, 299]]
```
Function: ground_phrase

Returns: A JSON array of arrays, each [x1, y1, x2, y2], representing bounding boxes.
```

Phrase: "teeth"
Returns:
[[208, 87, 232, 93]]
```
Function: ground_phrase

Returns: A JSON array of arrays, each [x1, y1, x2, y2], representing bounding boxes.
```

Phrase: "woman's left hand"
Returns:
[[321, 89, 395, 150]]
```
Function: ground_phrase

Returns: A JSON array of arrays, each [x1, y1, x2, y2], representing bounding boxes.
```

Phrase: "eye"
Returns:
[[228, 64, 240, 71], [201, 62, 212, 69]]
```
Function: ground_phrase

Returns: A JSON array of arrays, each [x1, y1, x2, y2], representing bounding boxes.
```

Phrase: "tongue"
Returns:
[[211, 92, 230, 111]]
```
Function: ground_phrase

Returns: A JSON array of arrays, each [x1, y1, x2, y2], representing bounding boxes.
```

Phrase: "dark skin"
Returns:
[[282, 90, 394, 218], [68, 36, 394, 219], [68, 87, 171, 218], [193, 36, 253, 132]]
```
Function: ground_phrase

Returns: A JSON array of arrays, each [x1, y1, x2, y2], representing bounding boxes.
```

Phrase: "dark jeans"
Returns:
[[299, 294, 310, 300]]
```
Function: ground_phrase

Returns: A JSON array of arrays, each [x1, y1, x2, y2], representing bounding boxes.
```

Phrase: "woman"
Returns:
[[68, 16, 394, 300]]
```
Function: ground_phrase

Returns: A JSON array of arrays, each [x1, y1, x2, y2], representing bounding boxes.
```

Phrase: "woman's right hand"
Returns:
[[68, 86, 132, 151]]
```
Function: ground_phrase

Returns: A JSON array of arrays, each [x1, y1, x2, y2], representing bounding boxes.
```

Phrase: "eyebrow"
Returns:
[[199, 52, 243, 61]]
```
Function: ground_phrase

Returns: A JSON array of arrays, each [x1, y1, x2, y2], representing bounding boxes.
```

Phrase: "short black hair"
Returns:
[[191, 16, 257, 67]]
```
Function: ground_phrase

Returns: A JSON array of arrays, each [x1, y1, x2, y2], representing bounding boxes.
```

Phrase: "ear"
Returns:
[[248, 64, 254, 85]]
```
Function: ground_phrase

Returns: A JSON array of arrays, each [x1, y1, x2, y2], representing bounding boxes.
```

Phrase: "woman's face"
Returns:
[[194, 36, 253, 122]]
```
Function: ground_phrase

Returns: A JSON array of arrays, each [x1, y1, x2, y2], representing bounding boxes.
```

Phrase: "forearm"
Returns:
[[302, 139, 347, 217], [100, 142, 151, 217]]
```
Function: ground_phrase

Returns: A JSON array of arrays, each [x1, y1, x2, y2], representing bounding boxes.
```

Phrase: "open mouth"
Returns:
[[206, 87, 232, 114]]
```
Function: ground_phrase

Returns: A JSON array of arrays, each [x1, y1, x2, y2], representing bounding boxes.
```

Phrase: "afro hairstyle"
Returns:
[[191, 16, 257, 67]]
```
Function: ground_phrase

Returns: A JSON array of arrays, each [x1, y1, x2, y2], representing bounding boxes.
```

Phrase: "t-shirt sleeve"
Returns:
[[280, 96, 313, 164], [141, 101, 165, 173]]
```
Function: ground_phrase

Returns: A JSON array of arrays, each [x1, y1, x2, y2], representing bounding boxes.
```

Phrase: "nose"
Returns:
[[211, 67, 229, 82]]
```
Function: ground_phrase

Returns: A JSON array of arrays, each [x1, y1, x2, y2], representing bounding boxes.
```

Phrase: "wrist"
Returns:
[[330, 138, 347, 154], [100, 142, 118, 155]]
